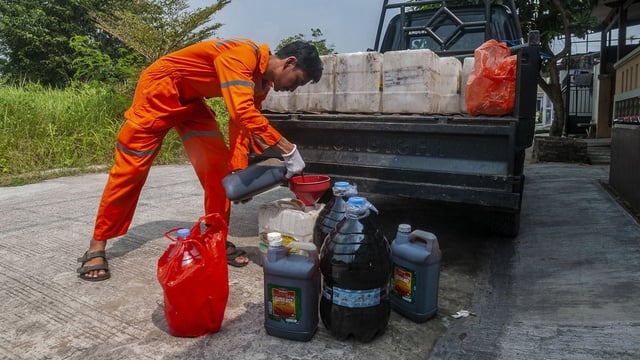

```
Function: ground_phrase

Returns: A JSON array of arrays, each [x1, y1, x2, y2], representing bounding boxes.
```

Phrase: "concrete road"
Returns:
[[0, 162, 638, 359], [431, 163, 640, 359]]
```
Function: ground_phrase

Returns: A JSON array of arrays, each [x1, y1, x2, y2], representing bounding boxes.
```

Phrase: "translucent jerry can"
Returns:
[[335, 52, 383, 113], [261, 88, 295, 113], [293, 54, 336, 113], [258, 198, 325, 253], [438, 57, 462, 114], [460, 56, 475, 114], [382, 49, 440, 114]]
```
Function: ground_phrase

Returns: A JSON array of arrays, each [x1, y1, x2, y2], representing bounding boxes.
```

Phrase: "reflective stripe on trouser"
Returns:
[[92, 105, 230, 241]]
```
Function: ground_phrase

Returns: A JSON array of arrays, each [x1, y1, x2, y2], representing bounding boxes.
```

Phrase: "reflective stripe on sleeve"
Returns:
[[220, 79, 255, 89]]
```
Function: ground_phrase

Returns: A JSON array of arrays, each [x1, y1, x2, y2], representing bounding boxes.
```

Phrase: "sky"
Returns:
[[188, 0, 384, 53], [189, 1, 640, 56]]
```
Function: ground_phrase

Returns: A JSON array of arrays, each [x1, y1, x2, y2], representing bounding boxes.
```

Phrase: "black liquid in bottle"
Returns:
[[319, 196, 392, 342]]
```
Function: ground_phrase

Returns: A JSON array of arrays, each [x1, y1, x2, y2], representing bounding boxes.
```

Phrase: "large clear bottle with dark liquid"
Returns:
[[312, 181, 356, 250], [319, 196, 392, 342]]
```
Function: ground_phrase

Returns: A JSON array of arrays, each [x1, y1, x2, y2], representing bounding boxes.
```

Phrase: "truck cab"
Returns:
[[375, 0, 523, 56]]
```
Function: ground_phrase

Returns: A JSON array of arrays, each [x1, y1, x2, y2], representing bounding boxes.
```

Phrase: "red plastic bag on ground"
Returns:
[[465, 39, 517, 116], [157, 213, 229, 337]]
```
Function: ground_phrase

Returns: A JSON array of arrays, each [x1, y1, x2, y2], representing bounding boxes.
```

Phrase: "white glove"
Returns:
[[282, 144, 305, 179]]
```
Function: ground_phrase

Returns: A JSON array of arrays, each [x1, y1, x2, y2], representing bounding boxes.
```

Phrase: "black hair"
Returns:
[[275, 41, 323, 83]]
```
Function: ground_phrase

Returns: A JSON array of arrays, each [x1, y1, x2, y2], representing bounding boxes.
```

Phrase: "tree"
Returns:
[[0, 0, 131, 87], [276, 28, 336, 55], [517, 0, 597, 137], [0, 0, 229, 86], [69, 35, 144, 85], [90, 0, 231, 64]]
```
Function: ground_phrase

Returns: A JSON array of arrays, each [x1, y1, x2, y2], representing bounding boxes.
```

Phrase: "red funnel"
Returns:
[[289, 175, 331, 206]]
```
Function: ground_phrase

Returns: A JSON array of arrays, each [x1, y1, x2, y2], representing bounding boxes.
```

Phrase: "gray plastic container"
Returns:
[[263, 234, 320, 341], [222, 158, 286, 202], [390, 225, 441, 322]]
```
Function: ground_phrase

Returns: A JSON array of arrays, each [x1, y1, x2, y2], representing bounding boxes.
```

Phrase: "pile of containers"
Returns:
[[261, 50, 466, 115], [260, 181, 442, 343]]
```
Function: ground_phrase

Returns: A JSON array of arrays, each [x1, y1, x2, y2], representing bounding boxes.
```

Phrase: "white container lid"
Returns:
[[267, 232, 283, 247]]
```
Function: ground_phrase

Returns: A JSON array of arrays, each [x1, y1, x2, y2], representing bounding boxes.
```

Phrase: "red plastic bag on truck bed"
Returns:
[[465, 39, 517, 116], [157, 213, 229, 337]]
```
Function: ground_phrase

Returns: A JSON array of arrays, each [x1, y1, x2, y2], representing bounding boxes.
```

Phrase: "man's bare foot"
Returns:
[[77, 239, 110, 281]]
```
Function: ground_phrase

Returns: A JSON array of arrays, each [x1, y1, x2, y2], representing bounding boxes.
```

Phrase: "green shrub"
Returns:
[[0, 82, 230, 186]]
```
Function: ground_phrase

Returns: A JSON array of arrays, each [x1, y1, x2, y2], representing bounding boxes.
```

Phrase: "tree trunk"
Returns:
[[550, 97, 566, 137], [547, 60, 566, 137], [537, 45, 567, 137], [537, 0, 575, 138]]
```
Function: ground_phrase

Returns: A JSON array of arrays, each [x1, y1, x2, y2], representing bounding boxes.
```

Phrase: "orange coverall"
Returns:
[[93, 38, 283, 241]]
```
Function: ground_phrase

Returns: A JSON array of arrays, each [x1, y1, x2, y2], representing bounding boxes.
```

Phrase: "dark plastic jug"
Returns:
[[390, 225, 441, 322], [222, 158, 286, 202], [312, 181, 356, 250], [263, 232, 320, 341], [319, 196, 392, 342]]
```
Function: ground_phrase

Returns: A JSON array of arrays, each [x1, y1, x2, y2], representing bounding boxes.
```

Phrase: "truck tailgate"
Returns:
[[267, 113, 523, 210]]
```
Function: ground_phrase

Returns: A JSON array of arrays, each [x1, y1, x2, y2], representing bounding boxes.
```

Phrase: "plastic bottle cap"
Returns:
[[348, 197, 366, 206], [267, 232, 283, 246], [398, 224, 411, 233], [177, 228, 190, 238], [334, 181, 349, 189]]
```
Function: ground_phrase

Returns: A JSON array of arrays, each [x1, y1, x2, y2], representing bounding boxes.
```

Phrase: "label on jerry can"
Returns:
[[267, 284, 302, 324], [392, 264, 416, 303]]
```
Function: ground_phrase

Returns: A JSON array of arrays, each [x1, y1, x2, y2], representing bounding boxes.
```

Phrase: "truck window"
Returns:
[[380, 4, 521, 54]]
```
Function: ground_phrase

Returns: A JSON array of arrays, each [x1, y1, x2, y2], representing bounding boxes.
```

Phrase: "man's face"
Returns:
[[273, 57, 311, 92]]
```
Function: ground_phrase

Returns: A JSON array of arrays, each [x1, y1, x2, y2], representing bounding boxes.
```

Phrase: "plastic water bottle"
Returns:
[[176, 228, 200, 267], [263, 232, 321, 341], [222, 158, 287, 202], [319, 196, 392, 342], [390, 224, 441, 322], [312, 181, 356, 250]]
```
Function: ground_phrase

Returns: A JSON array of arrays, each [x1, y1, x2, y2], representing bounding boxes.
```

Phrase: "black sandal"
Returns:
[[77, 250, 111, 281], [226, 241, 249, 267]]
